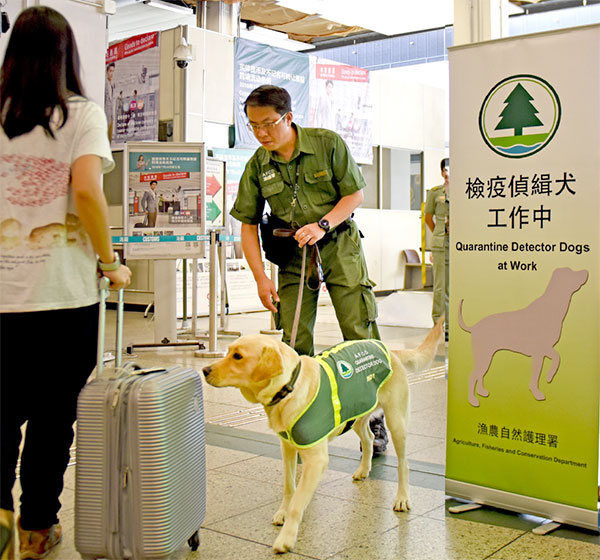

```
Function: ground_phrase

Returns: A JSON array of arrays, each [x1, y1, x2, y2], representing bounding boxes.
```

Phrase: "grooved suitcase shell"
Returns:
[[75, 367, 205, 559]]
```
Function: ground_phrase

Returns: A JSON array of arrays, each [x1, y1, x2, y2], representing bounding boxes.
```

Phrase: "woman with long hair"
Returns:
[[0, 8, 131, 559]]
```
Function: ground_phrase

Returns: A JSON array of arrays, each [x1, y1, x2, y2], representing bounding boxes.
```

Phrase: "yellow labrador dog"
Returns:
[[203, 320, 443, 554]]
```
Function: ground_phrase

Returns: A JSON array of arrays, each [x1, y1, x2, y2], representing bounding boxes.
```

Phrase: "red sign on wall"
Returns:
[[140, 172, 189, 182], [106, 32, 158, 63], [316, 63, 369, 83]]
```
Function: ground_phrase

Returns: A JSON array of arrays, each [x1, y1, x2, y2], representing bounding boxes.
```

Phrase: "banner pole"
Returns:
[[196, 230, 225, 357]]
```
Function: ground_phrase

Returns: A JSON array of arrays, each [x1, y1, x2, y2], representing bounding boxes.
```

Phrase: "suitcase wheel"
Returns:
[[188, 530, 200, 551]]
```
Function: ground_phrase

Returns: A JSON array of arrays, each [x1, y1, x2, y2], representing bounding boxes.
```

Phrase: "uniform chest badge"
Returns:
[[262, 169, 276, 181]]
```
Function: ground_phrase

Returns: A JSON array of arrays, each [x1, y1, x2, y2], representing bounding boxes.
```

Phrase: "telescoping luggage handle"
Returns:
[[96, 276, 124, 379], [96, 277, 166, 380]]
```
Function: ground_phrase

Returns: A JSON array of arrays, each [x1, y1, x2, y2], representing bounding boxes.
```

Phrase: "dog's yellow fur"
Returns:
[[203, 320, 443, 554]]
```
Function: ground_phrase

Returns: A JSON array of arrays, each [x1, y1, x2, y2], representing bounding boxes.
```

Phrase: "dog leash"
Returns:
[[272, 228, 323, 349], [264, 227, 310, 407]]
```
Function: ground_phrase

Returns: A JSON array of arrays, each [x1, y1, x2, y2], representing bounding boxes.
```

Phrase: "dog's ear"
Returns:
[[251, 345, 283, 382]]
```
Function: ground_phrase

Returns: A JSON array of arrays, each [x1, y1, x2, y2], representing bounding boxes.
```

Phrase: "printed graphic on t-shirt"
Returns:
[[1, 155, 70, 206], [0, 156, 87, 256]]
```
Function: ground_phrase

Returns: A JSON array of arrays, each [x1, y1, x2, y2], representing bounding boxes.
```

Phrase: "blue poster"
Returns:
[[234, 38, 310, 149], [210, 147, 255, 255]]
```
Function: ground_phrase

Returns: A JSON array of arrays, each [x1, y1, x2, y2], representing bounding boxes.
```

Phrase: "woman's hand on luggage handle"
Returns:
[[102, 265, 132, 290]]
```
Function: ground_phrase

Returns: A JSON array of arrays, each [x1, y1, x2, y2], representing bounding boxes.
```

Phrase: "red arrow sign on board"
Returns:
[[206, 174, 222, 197]]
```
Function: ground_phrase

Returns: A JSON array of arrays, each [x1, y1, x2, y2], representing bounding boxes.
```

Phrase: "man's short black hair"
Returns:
[[244, 85, 291, 117], [149, 180, 157, 186], [440, 157, 449, 172]]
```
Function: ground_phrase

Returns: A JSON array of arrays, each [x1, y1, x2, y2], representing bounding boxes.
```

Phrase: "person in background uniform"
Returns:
[[141, 180, 158, 227], [0, 8, 131, 559], [425, 157, 450, 341], [231, 85, 388, 454]]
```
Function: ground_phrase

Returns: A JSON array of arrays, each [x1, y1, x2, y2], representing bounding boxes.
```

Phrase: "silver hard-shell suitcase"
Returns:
[[75, 279, 206, 559]]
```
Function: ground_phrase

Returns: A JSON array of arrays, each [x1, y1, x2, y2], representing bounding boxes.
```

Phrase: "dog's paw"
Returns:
[[272, 509, 286, 526], [393, 496, 411, 512], [273, 529, 296, 554], [352, 466, 370, 480]]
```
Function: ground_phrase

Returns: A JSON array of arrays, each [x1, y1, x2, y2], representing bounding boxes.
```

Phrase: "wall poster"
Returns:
[[233, 37, 310, 149], [105, 32, 160, 150], [308, 57, 373, 164]]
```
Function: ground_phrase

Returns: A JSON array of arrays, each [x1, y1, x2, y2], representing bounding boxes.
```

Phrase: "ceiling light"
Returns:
[[142, 0, 193, 15], [241, 25, 314, 51]]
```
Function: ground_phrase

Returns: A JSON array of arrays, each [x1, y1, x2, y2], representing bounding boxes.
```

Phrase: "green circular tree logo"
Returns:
[[479, 74, 561, 158]]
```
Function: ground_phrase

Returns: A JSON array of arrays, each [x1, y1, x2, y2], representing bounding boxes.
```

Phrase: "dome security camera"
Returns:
[[174, 37, 192, 69]]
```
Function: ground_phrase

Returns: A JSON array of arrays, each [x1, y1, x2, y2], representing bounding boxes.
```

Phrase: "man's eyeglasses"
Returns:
[[246, 112, 288, 132]]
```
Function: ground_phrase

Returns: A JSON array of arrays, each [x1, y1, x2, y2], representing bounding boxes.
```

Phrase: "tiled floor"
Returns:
[[12, 297, 600, 559]]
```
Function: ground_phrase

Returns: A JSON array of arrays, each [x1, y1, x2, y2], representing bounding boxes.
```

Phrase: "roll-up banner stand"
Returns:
[[446, 25, 600, 531], [121, 142, 208, 260]]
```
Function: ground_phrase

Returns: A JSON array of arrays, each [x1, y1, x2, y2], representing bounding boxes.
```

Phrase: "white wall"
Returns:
[[354, 208, 422, 290], [1, 1, 107, 105], [158, 25, 234, 146], [389, 150, 411, 210], [371, 63, 448, 193]]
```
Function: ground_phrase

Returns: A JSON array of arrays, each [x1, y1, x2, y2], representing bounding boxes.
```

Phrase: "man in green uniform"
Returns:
[[231, 85, 387, 452], [425, 158, 449, 341]]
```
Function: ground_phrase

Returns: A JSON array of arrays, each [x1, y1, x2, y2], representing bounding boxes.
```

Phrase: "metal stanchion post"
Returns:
[[260, 261, 282, 335], [195, 230, 225, 358], [217, 237, 240, 337], [181, 258, 189, 328], [192, 258, 198, 337]]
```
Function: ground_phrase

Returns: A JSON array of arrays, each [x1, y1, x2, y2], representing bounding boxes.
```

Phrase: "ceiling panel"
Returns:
[[110, 1, 196, 43]]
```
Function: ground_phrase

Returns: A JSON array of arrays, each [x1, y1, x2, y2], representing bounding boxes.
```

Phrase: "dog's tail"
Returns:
[[394, 317, 444, 373], [457, 299, 472, 333]]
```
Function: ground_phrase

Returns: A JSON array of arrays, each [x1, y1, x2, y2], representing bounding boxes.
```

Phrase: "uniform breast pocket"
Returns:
[[260, 180, 287, 215], [304, 170, 338, 205]]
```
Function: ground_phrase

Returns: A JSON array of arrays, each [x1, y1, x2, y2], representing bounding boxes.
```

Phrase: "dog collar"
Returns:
[[266, 360, 302, 407]]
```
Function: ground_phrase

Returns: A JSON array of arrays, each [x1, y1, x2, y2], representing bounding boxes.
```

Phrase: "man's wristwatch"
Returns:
[[318, 218, 330, 233], [98, 252, 121, 272]]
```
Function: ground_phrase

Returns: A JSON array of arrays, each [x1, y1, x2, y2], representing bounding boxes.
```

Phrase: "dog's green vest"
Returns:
[[278, 339, 392, 448]]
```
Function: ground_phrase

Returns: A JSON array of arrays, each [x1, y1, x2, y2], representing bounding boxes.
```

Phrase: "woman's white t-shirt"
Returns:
[[0, 97, 114, 312]]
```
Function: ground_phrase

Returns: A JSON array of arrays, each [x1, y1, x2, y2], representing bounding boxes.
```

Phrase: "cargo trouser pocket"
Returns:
[[361, 283, 378, 323]]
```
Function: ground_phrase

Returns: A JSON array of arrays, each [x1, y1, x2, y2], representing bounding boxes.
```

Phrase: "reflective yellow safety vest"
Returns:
[[278, 339, 393, 448]]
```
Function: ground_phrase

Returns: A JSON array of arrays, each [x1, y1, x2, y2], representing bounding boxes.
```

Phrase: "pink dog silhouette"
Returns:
[[458, 267, 588, 407]]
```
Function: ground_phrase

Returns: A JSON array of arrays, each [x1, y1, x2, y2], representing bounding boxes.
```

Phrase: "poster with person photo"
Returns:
[[105, 32, 160, 149], [124, 143, 205, 260], [308, 57, 373, 165]]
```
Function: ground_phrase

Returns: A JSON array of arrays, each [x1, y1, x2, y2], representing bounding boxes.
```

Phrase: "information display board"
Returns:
[[122, 142, 206, 260]]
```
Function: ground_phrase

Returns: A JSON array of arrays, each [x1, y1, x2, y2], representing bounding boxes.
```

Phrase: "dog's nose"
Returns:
[[202, 366, 212, 377]]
